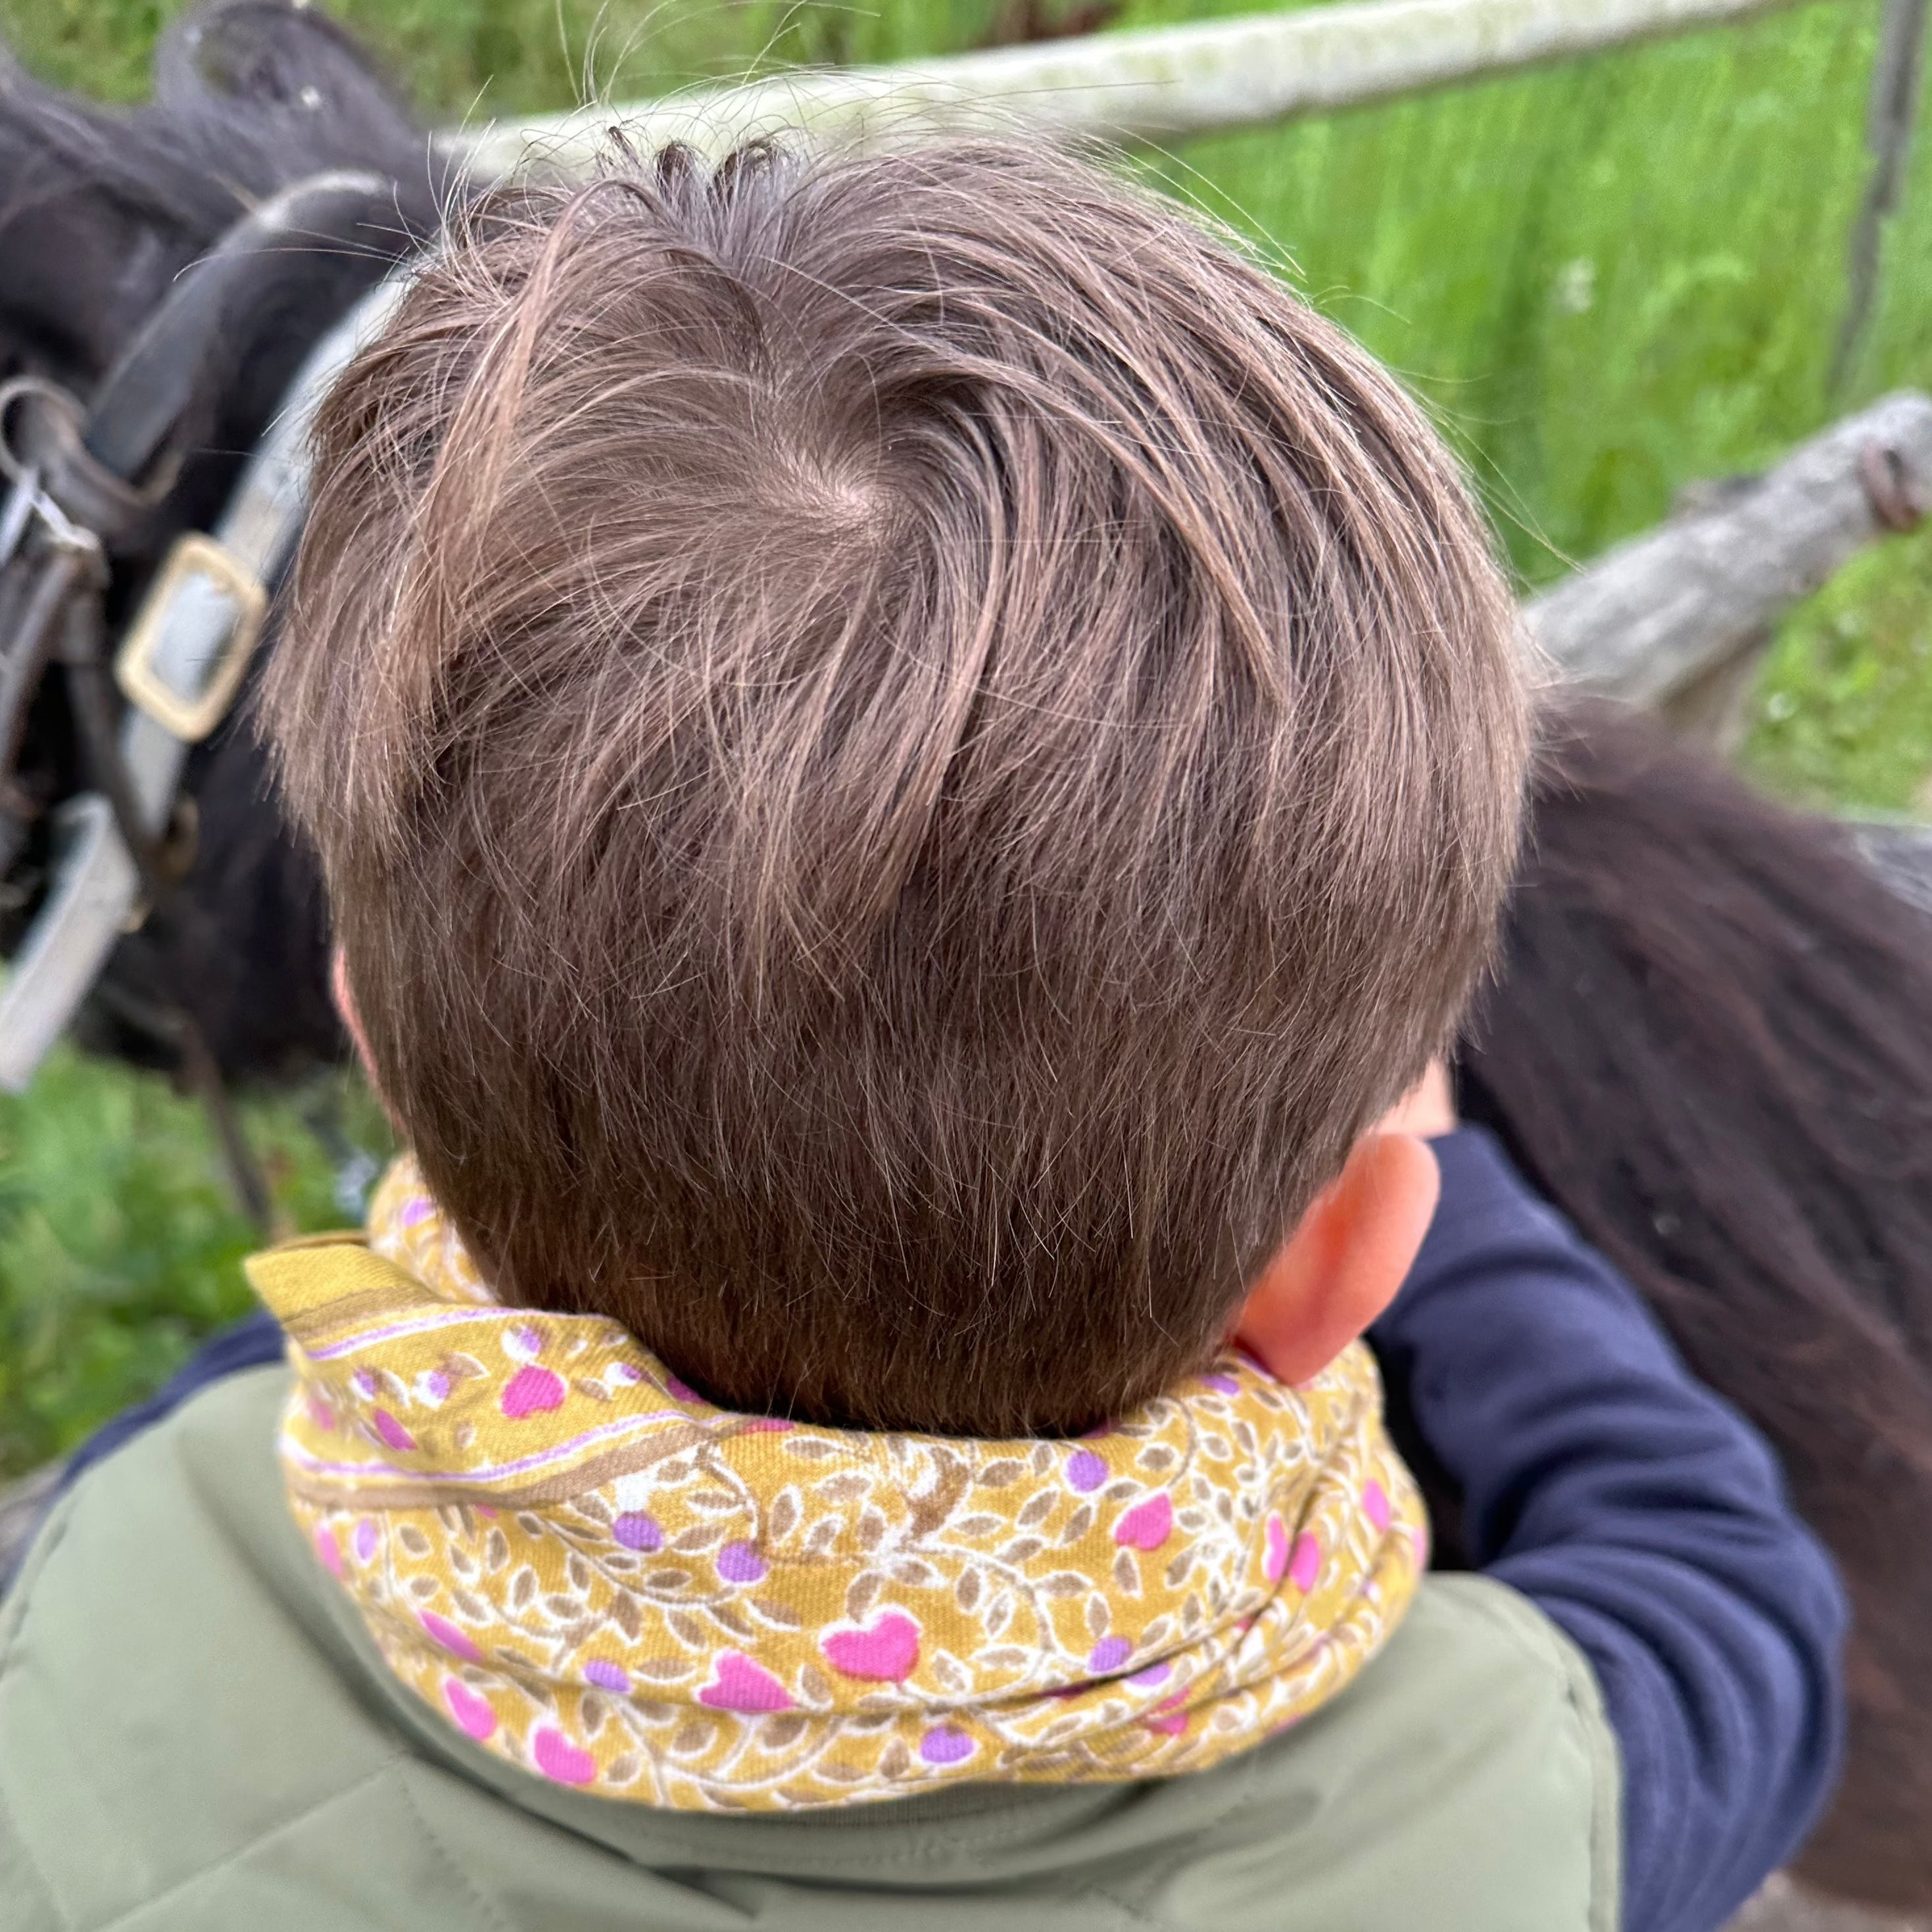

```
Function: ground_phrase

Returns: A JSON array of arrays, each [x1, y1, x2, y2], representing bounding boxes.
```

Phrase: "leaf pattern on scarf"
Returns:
[[246, 1153, 1428, 1812]]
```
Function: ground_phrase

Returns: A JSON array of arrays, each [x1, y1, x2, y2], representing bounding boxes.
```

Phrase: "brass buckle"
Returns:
[[114, 533, 267, 742]]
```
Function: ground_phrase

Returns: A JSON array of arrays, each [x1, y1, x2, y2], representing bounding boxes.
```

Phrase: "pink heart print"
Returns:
[[698, 1653, 795, 1713], [822, 1610, 921, 1681], [500, 1364, 566, 1420], [1264, 1512, 1289, 1583], [1289, 1532, 1322, 1593], [1113, 1493, 1173, 1551], [420, 1610, 483, 1664], [443, 1678, 496, 1741], [532, 1727, 597, 1785], [1144, 1691, 1190, 1737]]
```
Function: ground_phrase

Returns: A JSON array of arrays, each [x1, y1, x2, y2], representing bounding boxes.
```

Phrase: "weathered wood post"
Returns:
[[1524, 393, 1932, 754]]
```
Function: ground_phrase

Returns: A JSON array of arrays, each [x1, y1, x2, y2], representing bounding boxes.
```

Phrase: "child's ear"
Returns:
[[1234, 1134, 1441, 1386]]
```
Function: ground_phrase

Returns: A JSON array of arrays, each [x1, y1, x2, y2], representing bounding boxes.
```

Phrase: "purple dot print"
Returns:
[[1087, 1635, 1132, 1675], [583, 1659, 632, 1694], [612, 1512, 662, 1552], [1065, 1450, 1107, 1493], [919, 1726, 976, 1766], [717, 1541, 767, 1584]]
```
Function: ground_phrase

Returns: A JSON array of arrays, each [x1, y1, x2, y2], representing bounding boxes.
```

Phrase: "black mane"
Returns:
[[0, 2, 445, 392], [1465, 701, 1932, 1908]]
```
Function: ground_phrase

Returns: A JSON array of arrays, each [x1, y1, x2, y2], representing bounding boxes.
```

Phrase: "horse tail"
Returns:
[[1463, 696, 1932, 1912]]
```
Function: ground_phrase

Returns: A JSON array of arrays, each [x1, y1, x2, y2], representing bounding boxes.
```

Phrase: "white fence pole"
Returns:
[[456, 0, 1814, 177]]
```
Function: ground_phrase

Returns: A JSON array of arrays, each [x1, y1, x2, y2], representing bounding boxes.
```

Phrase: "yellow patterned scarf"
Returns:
[[246, 1155, 1427, 1813]]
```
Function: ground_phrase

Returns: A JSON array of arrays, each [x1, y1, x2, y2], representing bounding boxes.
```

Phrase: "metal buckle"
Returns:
[[113, 533, 267, 742]]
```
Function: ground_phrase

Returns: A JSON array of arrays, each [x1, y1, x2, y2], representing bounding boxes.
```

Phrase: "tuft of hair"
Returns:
[[266, 139, 1526, 1436]]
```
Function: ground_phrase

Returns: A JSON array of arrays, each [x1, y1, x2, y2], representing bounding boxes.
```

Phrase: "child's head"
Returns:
[[267, 141, 1525, 1438]]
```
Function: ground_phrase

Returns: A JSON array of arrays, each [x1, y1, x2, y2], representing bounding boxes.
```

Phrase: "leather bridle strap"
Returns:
[[0, 201, 414, 1095]]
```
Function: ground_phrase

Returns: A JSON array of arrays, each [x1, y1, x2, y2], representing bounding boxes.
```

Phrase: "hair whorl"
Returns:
[[268, 139, 1526, 1436]]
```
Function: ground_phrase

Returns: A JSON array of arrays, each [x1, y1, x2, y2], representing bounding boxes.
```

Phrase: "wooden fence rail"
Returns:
[[456, 0, 1819, 176], [1525, 391, 1932, 703]]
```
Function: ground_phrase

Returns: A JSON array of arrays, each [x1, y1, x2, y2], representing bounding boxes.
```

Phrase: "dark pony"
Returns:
[[3, 7, 1929, 1914], [0, 1, 443, 1077], [1462, 702, 1932, 1913]]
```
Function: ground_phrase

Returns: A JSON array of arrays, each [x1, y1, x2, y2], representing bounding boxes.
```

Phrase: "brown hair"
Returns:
[[266, 139, 1525, 1436]]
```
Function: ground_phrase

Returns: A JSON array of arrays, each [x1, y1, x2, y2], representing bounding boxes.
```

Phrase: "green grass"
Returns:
[[1, 0, 1015, 112], [1749, 521, 1932, 811], [0, 1056, 391, 1474], [1, 0, 1930, 1474]]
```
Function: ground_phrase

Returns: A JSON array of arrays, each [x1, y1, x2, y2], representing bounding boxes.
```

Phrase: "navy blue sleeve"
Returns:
[[1370, 1126, 1846, 1932]]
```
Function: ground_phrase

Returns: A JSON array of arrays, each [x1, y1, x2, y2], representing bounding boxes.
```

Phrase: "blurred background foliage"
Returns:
[[0, 1055, 389, 1470], [1, 0, 1930, 1472]]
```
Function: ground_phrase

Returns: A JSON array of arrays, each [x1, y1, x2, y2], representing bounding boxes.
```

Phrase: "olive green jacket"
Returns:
[[0, 1367, 1619, 1931]]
